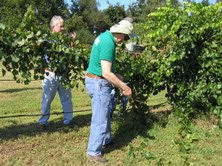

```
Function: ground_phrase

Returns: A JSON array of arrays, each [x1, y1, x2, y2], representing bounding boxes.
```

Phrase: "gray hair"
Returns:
[[49, 15, 64, 29]]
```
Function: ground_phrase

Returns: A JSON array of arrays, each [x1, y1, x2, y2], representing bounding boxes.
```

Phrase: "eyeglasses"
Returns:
[[124, 34, 130, 41]]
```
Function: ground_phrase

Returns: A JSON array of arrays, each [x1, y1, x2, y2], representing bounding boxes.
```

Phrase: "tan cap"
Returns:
[[110, 18, 133, 37]]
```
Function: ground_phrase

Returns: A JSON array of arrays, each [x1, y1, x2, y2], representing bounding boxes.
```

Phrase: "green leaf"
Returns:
[[17, 39, 26, 46], [12, 55, 20, 62], [144, 152, 156, 160], [36, 31, 42, 37], [26, 31, 34, 39], [0, 23, 6, 30]]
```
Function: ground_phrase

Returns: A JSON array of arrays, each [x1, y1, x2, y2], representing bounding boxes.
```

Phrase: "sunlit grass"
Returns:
[[1, 64, 222, 166]]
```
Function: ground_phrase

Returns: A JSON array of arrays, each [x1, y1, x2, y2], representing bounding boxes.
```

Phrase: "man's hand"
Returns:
[[120, 83, 132, 96], [70, 32, 76, 46], [70, 32, 76, 39]]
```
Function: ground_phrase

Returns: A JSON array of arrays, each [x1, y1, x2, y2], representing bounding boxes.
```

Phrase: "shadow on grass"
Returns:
[[0, 87, 41, 93], [0, 103, 172, 157], [0, 79, 19, 81], [0, 79, 40, 82], [104, 107, 172, 154], [0, 113, 92, 141]]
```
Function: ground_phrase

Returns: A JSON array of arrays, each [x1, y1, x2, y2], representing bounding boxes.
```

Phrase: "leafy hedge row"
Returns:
[[117, 2, 222, 127]]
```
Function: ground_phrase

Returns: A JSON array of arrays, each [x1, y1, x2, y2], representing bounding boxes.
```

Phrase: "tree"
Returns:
[[0, 0, 69, 30], [65, 13, 92, 43], [70, 0, 99, 32], [68, 0, 124, 42], [127, 0, 180, 23], [202, 0, 210, 5], [103, 3, 126, 25], [68, 0, 101, 43]]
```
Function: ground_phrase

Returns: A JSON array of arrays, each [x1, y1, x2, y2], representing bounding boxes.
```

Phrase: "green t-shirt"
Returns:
[[87, 30, 116, 76]]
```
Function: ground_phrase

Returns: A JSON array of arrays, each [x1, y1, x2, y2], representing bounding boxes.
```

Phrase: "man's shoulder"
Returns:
[[100, 31, 112, 39], [99, 31, 114, 46]]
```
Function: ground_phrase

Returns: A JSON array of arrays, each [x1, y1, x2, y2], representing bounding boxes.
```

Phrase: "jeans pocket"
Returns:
[[85, 83, 94, 97]]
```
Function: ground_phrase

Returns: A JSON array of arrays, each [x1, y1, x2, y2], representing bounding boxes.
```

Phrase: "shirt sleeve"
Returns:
[[99, 39, 115, 62]]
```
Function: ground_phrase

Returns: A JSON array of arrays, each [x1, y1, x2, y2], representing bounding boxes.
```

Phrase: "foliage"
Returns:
[[0, 0, 69, 30], [1, 0, 221, 130], [144, 2, 222, 123], [68, 0, 123, 43], [65, 13, 94, 44], [103, 4, 126, 25], [70, 0, 98, 21], [115, 48, 153, 124], [116, 2, 222, 146], [0, 2, 222, 164], [127, 0, 180, 23], [0, 6, 89, 87]]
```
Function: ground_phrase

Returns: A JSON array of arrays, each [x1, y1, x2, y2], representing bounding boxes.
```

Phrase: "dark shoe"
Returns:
[[39, 123, 48, 130], [86, 154, 107, 164], [64, 121, 75, 128], [102, 141, 115, 148]]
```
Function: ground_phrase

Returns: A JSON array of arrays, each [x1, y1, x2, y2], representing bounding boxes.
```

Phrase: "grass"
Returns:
[[1, 67, 222, 166]]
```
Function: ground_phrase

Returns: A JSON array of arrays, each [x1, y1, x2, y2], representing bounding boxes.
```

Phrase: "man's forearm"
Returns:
[[103, 72, 127, 91]]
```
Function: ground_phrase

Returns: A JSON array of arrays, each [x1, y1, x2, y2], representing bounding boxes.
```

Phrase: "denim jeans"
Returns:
[[85, 77, 114, 156], [39, 71, 73, 125]]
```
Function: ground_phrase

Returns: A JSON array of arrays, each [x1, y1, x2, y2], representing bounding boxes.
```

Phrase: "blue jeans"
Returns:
[[39, 71, 73, 125], [85, 77, 114, 156]]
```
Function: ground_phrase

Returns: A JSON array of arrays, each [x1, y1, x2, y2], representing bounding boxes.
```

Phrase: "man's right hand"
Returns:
[[121, 84, 132, 96]]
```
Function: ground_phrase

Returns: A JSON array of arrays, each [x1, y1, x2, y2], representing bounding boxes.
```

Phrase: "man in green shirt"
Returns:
[[85, 17, 133, 163]]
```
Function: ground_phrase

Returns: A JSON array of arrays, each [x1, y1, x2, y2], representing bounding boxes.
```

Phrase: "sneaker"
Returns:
[[86, 154, 107, 164], [102, 141, 115, 148]]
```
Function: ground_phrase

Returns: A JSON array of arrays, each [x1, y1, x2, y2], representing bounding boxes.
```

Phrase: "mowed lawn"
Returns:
[[0, 67, 222, 166]]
